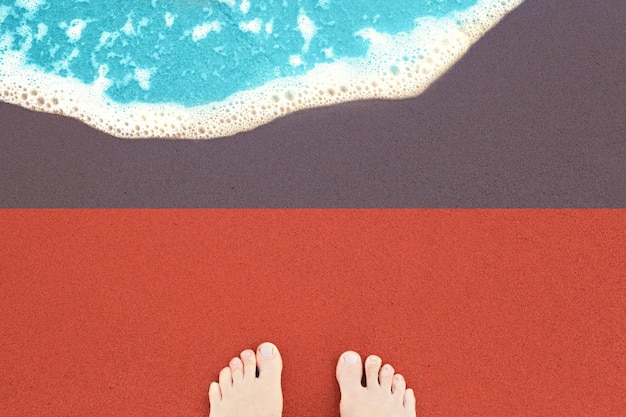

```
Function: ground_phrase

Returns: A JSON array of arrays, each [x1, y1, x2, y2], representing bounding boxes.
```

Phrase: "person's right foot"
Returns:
[[336, 351, 416, 417], [208, 342, 283, 417]]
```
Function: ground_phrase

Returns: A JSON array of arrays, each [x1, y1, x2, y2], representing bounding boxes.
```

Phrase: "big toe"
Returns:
[[256, 342, 283, 381], [336, 351, 364, 393]]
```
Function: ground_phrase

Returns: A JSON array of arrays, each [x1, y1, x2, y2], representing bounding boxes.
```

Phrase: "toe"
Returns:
[[240, 349, 256, 381], [364, 355, 382, 388], [218, 366, 233, 394], [256, 342, 283, 382], [336, 351, 363, 393], [379, 363, 395, 392], [404, 388, 417, 415], [208, 381, 221, 404], [229, 357, 244, 383], [392, 373, 407, 403]]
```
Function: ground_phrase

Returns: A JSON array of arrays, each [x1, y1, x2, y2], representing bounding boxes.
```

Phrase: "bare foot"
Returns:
[[209, 342, 283, 417], [336, 351, 416, 417]]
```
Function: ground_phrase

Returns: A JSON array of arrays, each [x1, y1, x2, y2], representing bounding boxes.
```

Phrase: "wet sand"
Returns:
[[0, 0, 624, 207]]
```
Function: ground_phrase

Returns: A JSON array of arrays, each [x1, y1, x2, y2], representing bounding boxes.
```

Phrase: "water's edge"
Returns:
[[0, 0, 524, 139]]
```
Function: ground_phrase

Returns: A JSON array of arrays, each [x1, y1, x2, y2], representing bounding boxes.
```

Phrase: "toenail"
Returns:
[[243, 350, 253, 358], [260, 345, 273, 356], [344, 353, 358, 364]]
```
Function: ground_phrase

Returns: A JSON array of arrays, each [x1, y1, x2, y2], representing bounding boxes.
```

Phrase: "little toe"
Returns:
[[240, 349, 256, 381], [404, 388, 417, 414], [379, 363, 395, 392], [208, 381, 221, 404], [255, 342, 283, 382], [364, 355, 382, 388], [336, 351, 364, 394]]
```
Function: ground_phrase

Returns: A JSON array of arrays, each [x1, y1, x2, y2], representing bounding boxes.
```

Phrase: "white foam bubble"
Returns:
[[94, 64, 112, 92], [317, 0, 330, 10], [51, 47, 79, 75], [0, 5, 12, 24], [0, 0, 525, 139], [355, 27, 390, 47], [137, 17, 150, 34], [297, 9, 316, 53], [14, 0, 45, 13], [191, 21, 221, 41], [289, 55, 303, 67], [239, 18, 262, 34], [35, 23, 47, 41], [134, 68, 153, 90], [0, 32, 14, 50], [15, 23, 33, 52], [240, 0, 251, 15], [66, 19, 87, 43], [97, 31, 118, 49], [164, 12, 175, 28], [120, 16, 135, 36]]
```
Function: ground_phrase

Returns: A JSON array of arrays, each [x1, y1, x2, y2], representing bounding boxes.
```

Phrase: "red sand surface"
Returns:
[[1, 210, 624, 416]]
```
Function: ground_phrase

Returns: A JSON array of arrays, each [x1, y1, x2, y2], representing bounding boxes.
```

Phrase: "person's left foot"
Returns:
[[209, 342, 283, 417]]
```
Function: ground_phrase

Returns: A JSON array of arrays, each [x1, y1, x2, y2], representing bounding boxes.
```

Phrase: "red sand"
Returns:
[[1, 210, 624, 416]]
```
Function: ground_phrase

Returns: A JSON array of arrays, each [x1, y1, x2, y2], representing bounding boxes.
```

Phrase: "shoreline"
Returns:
[[0, 0, 624, 207], [0, 0, 524, 139]]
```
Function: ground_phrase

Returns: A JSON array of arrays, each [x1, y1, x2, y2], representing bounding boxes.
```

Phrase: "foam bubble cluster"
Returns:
[[0, 0, 524, 139]]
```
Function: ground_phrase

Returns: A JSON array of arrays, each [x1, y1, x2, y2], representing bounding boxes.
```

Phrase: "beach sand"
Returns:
[[0, 0, 624, 207]]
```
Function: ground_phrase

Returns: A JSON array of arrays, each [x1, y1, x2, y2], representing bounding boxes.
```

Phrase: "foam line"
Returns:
[[0, 0, 525, 139]]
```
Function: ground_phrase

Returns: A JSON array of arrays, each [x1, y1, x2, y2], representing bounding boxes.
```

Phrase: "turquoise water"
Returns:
[[1, 0, 478, 106]]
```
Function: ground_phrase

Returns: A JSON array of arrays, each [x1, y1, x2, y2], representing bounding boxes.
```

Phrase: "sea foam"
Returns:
[[0, 0, 525, 139]]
